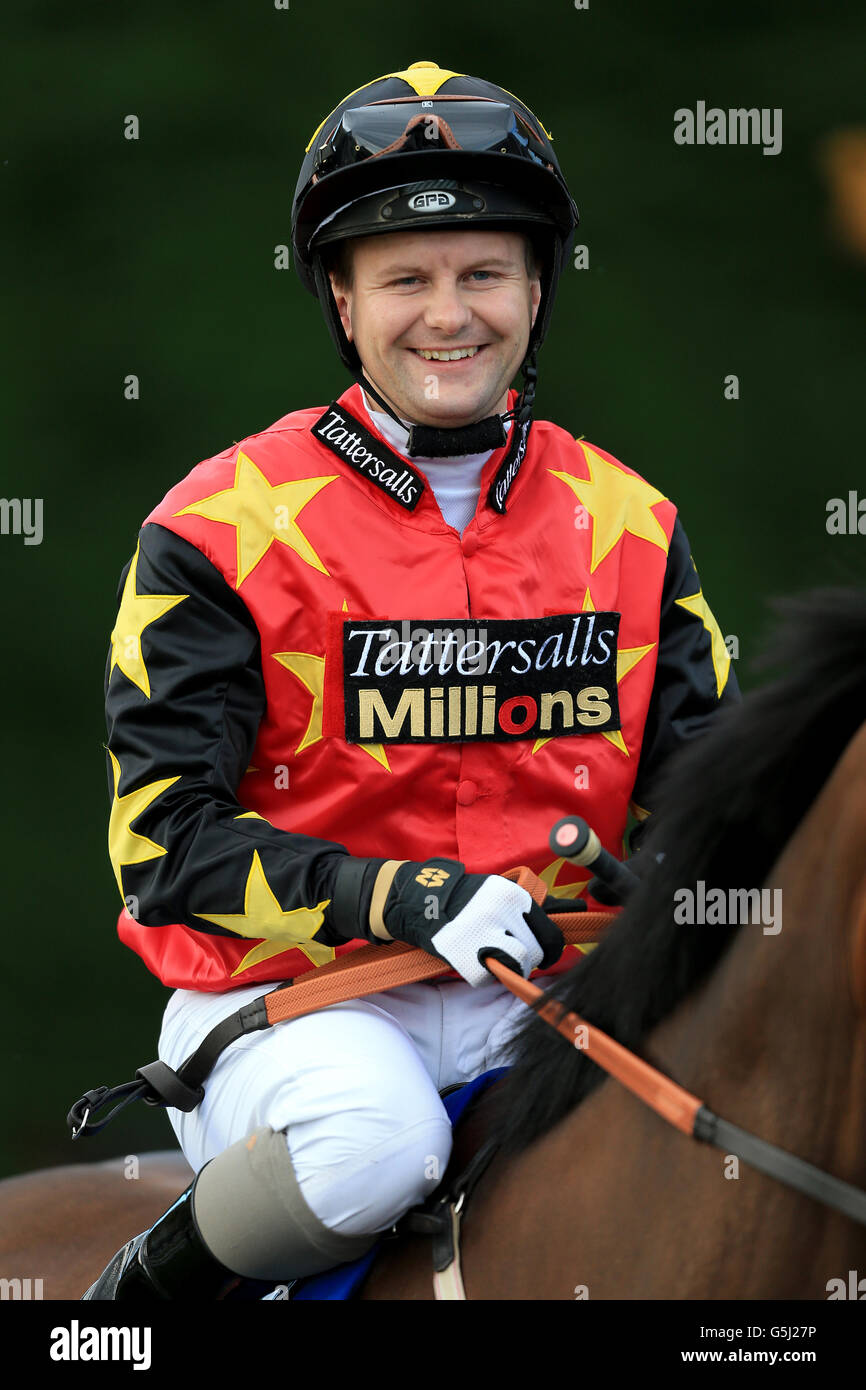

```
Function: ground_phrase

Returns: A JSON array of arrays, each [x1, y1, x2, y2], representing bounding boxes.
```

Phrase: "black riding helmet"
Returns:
[[292, 61, 579, 456]]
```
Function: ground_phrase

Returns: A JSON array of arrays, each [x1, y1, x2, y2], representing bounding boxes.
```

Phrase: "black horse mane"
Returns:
[[485, 586, 866, 1155]]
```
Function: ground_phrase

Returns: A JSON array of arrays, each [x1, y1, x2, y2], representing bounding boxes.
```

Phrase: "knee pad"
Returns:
[[191, 1126, 377, 1281], [294, 1114, 453, 1237]]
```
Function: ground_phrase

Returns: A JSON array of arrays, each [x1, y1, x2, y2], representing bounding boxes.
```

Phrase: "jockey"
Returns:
[[86, 60, 740, 1299]]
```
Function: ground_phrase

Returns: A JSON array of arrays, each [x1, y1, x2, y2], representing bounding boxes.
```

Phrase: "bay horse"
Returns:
[[2, 587, 865, 1299]]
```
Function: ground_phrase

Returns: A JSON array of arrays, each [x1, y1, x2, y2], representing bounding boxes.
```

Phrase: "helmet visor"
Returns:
[[314, 99, 551, 175]]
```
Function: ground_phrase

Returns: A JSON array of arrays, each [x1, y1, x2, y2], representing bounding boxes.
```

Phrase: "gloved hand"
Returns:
[[329, 856, 563, 987]]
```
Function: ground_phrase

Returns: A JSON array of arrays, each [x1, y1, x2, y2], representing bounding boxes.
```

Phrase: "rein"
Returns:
[[486, 957, 866, 1229], [424, 938, 866, 1301]]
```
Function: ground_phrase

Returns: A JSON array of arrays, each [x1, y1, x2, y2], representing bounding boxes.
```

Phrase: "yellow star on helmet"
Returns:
[[675, 583, 731, 698], [108, 750, 180, 899], [550, 446, 669, 573], [305, 63, 466, 153], [193, 850, 334, 973], [176, 451, 337, 588], [386, 61, 463, 96], [109, 543, 187, 698]]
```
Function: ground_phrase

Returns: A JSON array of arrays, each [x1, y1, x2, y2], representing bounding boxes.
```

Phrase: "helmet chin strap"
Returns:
[[356, 351, 538, 458]]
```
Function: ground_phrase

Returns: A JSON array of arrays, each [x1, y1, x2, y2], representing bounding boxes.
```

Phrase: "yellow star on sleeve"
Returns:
[[193, 849, 335, 973], [551, 446, 670, 572], [109, 544, 187, 698], [175, 451, 337, 588], [108, 750, 180, 899], [273, 648, 391, 770], [675, 584, 731, 697]]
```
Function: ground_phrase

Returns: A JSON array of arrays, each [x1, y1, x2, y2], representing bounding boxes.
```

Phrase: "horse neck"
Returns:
[[650, 722, 866, 1191], [599, 721, 866, 1291]]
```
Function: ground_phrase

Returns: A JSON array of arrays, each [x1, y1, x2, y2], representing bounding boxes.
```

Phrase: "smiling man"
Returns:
[[88, 61, 739, 1299], [330, 229, 541, 430]]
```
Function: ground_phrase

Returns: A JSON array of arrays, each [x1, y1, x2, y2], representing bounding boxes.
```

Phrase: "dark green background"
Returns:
[[2, 0, 864, 1177]]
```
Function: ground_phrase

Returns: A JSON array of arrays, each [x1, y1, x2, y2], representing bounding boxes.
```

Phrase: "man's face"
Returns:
[[328, 228, 541, 430]]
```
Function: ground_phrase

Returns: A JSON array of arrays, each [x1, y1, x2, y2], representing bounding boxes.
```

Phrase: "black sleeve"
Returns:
[[627, 517, 741, 850], [105, 522, 381, 947]]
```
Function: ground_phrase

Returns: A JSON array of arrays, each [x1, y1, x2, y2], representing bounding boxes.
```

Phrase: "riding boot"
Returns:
[[81, 1178, 265, 1301], [83, 1126, 377, 1300]]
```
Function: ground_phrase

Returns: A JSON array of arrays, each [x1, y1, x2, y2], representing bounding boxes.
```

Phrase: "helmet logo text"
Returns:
[[407, 192, 457, 213]]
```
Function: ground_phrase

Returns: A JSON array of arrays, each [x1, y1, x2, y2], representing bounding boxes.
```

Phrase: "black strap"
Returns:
[[67, 1081, 151, 1139], [695, 1107, 866, 1227], [403, 1137, 502, 1272], [171, 995, 271, 1093], [541, 895, 586, 913], [67, 993, 274, 1139]]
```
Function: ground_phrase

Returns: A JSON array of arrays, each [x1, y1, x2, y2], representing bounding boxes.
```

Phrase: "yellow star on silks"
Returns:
[[537, 859, 597, 957], [175, 451, 336, 588], [538, 856, 592, 899], [273, 652, 326, 754], [193, 849, 335, 974], [108, 750, 180, 899], [273, 647, 391, 771], [603, 639, 656, 757], [531, 586, 655, 756], [550, 447, 669, 573], [675, 582, 731, 698], [109, 544, 187, 698]]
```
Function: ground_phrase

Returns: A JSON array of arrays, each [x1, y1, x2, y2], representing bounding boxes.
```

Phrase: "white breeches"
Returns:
[[158, 977, 529, 1239]]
